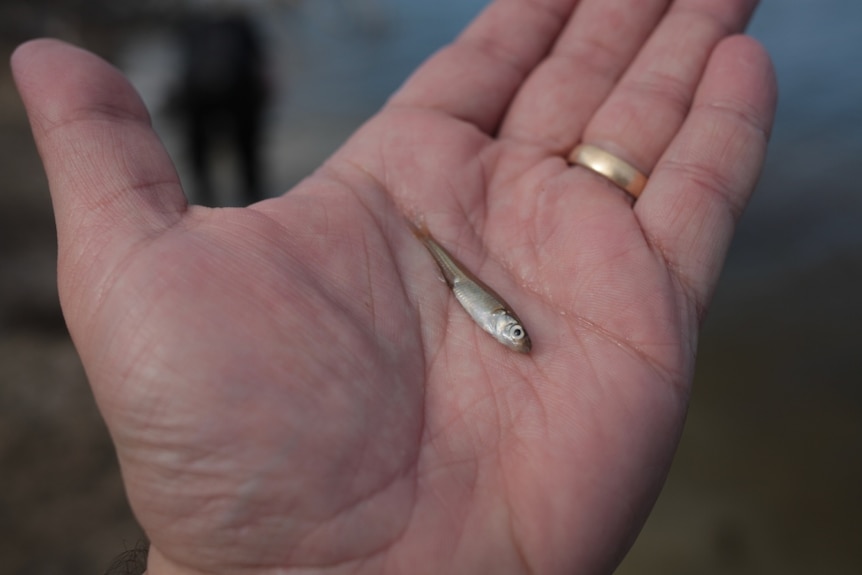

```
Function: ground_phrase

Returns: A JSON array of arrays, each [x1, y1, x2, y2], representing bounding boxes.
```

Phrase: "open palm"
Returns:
[[13, 1, 776, 574]]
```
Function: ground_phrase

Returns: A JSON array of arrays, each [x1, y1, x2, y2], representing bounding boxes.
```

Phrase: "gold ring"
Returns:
[[568, 144, 648, 199]]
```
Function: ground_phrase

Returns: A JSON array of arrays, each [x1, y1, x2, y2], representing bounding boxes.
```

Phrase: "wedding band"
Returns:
[[568, 144, 648, 199]]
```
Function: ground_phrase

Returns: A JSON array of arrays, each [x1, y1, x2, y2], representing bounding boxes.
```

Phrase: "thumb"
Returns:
[[11, 39, 187, 315]]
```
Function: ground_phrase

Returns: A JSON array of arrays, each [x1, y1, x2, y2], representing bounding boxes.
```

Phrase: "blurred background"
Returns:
[[0, 0, 859, 573]]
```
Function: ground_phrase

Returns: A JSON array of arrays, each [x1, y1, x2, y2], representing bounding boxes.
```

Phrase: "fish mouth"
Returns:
[[512, 337, 532, 354]]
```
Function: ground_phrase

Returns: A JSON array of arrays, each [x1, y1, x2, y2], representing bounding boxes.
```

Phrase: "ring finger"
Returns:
[[570, 0, 760, 198]]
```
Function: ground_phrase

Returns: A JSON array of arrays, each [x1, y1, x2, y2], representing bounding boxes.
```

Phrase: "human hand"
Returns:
[[12, 1, 776, 573]]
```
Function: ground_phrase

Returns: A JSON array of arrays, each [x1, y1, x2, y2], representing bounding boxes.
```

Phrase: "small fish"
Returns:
[[411, 223, 532, 353]]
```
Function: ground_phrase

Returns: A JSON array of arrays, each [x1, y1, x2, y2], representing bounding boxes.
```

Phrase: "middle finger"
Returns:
[[499, 0, 671, 152]]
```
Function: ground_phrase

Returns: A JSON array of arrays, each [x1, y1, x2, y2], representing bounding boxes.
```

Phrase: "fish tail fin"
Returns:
[[405, 217, 459, 286], [406, 217, 430, 241]]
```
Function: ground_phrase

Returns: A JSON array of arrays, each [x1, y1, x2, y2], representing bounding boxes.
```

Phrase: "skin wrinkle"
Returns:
[[456, 4, 552, 94], [420, 266, 458, 367], [49, 137, 188, 261], [95, 181, 187, 238], [71, 231, 165, 359], [179, 223, 315, 323], [317, 170, 393, 335], [418, 440, 476, 515], [39, 99, 151, 139], [672, 238, 729, 315], [561, 29, 630, 80], [516, 357, 551, 429], [421, 378, 498, 454], [572, 312, 682, 390], [474, 144, 496, 234], [486, 364, 537, 575], [570, 320, 604, 402], [501, 471, 536, 575], [496, 357, 549, 429], [57, 214, 119, 330], [658, 156, 747, 221], [107, 272, 180, 402], [673, 1, 755, 35], [698, 99, 773, 161], [668, 11, 731, 43], [650, 228, 712, 328], [347, 550, 378, 575], [444, 175, 485, 253], [251, 213, 392, 358], [491, 176, 587, 310], [666, 5, 738, 42], [481, 350, 506, 450], [53, 136, 185, 229], [511, 0, 578, 27], [564, 231, 633, 312], [498, 131, 573, 161], [283, 469, 416, 570], [248, 534, 393, 575], [702, 95, 774, 140], [293, 163, 432, 573], [454, 35, 530, 102], [67, 174, 180, 238], [422, 374, 524, 575], [360, 231, 377, 337], [318, 159, 431, 357], [595, 15, 725, 146], [116, 379, 213, 466], [518, 179, 564, 296], [135, 458, 247, 552], [423, 144, 488, 236], [459, 393, 526, 575], [372, 466, 422, 575], [210, 374, 413, 569], [477, 149, 536, 282], [420, 416, 495, 556], [498, 331, 612, 574], [487, 140, 553, 195], [619, 72, 696, 131], [112, 131, 187, 212]]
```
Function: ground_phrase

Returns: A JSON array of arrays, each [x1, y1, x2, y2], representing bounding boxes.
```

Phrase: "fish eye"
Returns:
[[510, 325, 525, 340]]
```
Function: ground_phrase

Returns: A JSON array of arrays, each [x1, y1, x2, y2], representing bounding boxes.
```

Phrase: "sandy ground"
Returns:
[[1, 22, 861, 575]]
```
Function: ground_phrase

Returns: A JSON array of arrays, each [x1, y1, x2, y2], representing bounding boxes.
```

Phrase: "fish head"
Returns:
[[493, 311, 532, 353]]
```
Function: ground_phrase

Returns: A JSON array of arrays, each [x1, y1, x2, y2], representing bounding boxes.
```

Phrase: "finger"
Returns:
[[11, 40, 187, 252], [635, 36, 777, 322], [498, 0, 670, 152], [389, 0, 579, 134], [576, 0, 761, 181]]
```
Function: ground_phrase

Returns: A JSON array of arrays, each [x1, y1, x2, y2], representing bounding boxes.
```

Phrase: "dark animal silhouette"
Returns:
[[179, 10, 269, 206]]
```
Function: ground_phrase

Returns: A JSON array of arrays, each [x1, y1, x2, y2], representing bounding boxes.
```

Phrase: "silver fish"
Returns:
[[412, 225, 532, 353]]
